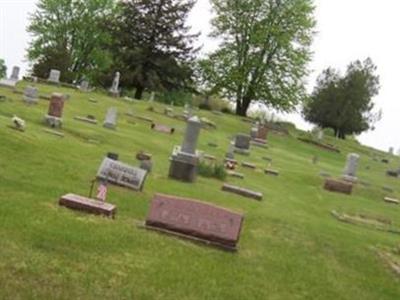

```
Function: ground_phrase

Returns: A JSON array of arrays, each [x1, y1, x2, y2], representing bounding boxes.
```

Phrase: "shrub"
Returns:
[[198, 161, 227, 180]]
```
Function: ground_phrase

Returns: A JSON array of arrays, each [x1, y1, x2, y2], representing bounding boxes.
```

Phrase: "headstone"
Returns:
[[44, 93, 64, 128], [109, 71, 120, 97], [79, 80, 89, 92], [389, 147, 394, 155], [103, 107, 117, 129], [23, 86, 38, 104], [169, 116, 202, 182], [324, 179, 353, 195], [317, 129, 324, 141], [234, 134, 251, 155], [227, 171, 244, 179], [384, 197, 399, 205], [107, 152, 119, 161], [382, 158, 389, 164], [386, 170, 398, 178], [151, 123, 175, 134], [10, 66, 20, 81], [43, 129, 64, 137], [59, 193, 116, 218], [264, 169, 279, 176], [48, 69, 61, 83], [164, 107, 174, 117], [139, 160, 153, 173], [342, 153, 359, 182], [222, 183, 263, 201], [225, 142, 235, 159], [242, 162, 256, 169], [97, 157, 147, 191], [144, 193, 244, 251]]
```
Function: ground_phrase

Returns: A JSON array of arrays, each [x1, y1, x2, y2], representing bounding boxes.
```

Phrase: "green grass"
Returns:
[[0, 82, 400, 299]]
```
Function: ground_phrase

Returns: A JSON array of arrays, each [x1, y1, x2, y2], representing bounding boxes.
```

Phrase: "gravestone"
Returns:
[[23, 86, 38, 104], [97, 157, 147, 191], [103, 107, 117, 129], [317, 129, 324, 141], [144, 193, 244, 251], [264, 169, 279, 176], [222, 183, 263, 201], [149, 92, 155, 102], [386, 170, 398, 178], [389, 147, 394, 155], [242, 162, 256, 169], [140, 160, 153, 173], [324, 179, 353, 195], [151, 123, 175, 134], [44, 93, 64, 128], [10, 66, 20, 81], [79, 80, 89, 92], [234, 134, 251, 155], [225, 142, 235, 160], [169, 116, 202, 182], [227, 171, 244, 179], [48, 69, 61, 83], [342, 153, 359, 182], [74, 116, 97, 124], [59, 193, 116, 218], [109, 71, 120, 97]]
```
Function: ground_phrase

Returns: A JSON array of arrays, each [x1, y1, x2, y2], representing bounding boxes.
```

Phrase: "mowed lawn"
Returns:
[[0, 82, 399, 300]]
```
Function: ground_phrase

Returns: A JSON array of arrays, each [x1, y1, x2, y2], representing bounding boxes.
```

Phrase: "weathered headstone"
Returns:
[[264, 169, 279, 176], [222, 183, 263, 201], [234, 134, 251, 155], [342, 153, 359, 182], [79, 80, 90, 92], [317, 129, 324, 141], [48, 69, 61, 83], [144, 193, 244, 251], [384, 197, 399, 205], [225, 142, 235, 160], [44, 93, 64, 128], [103, 107, 117, 129], [227, 171, 244, 179], [242, 162, 256, 169], [23, 86, 38, 104], [59, 193, 116, 218], [97, 157, 147, 191], [149, 92, 155, 102], [169, 116, 202, 182], [109, 71, 120, 97], [10, 66, 20, 81], [324, 179, 353, 195], [389, 147, 394, 155]]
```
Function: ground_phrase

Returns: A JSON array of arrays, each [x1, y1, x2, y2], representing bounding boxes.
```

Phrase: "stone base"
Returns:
[[59, 193, 116, 218], [342, 175, 358, 183], [324, 179, 353, 195], [233, 147, 250, 156], [103, 122, 116, 130], [169, 158, 198, 182], [0, 79, 17, 88], [44, 115, 62, 128], [23, 96, 38, 104]]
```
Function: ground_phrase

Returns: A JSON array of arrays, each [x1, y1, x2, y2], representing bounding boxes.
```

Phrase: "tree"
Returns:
[[0, 58, 6, 78], [107, 0, 199, 99], [303, 58, 381, 139], [197, 0, 315, 116], [27, 0, 114, 83]]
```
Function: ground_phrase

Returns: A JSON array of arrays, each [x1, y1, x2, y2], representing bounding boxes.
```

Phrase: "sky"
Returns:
[[0, 0, 399, 152]]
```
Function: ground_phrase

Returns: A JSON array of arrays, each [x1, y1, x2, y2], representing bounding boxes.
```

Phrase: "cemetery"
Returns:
[[1, 0, 400, 299]]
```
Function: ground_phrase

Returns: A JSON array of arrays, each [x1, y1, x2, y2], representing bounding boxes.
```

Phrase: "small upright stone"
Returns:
[[23, 86, 38, 104], [48, 69, 61, 83], [109, 71, 120, 97], [10, 66, 20, 81], [79, 80, 90, 92], [342, 153, 359, 182], [168, 116, 202, 182], [44, 93, 64, 128], [103, 107, 117, 129], [234, 134, 251, 155]]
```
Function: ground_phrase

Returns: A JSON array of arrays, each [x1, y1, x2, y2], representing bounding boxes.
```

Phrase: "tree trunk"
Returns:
[[134, 86, 144, 100], [235, 97, 251, 116]]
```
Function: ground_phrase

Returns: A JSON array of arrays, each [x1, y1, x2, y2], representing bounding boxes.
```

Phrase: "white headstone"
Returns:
[[110, 72, 120, 94], [48, 69, 61, 83], [103, 107, 117, 129], [23, 86, 38, 104]]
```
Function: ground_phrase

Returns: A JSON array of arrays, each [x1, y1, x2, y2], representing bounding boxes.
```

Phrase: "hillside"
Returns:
[[0, 81, 400, 300]]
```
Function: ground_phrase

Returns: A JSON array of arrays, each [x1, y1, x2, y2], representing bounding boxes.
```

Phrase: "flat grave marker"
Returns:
[[151, 123, 175, 134], [222, 183, 263, 201], [59, 193, 116, 218], [324, 179, 353, 195]]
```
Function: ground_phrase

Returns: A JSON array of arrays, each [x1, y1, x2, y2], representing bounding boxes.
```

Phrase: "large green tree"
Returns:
[[0, 59, 6, 78], [107, 0, 199, 99], [303, 58, 381, 139], [27, 0, 114, 83], [197, 0, 315, 116]]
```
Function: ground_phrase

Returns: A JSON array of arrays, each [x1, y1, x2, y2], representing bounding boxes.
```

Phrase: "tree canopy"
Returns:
[[106, 0, 199, 99], [303, 58, 381, 139], [27, 0, 115, 83], [0, 59, 6, 78], [197, 0, 315, 116]]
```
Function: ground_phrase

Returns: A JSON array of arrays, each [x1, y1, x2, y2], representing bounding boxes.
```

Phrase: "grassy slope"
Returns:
[[0, 82, 399, 300]]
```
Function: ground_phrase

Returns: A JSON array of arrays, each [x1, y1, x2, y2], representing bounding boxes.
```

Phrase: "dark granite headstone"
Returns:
[[145, 193, 244, 251], [324, 179, 353, 195]]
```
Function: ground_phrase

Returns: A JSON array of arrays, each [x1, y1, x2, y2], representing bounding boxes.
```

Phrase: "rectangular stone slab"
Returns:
[[384, 197, 399, 204], [323, 179, 353, 195], [145, 193, 244, 250], [242, 162, 256, 169], [97, 157, 147, 191], [59, 193, 116, 218], [222, 183, 263, 201], [74, 116, 98, 124], [151, 123, 174, 134], [227, 171, 244, 179], [264, 169, 279, 176]]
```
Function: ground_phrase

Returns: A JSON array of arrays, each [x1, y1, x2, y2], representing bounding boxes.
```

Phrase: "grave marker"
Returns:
[[44, 93, 64, 128], [48, 69, 61, 83], [151, 123, 175, 134], [144, 193, 244, 251], [59, 193, 116, 218], [23, 86, 38, 104], [109, 71, 120, 97], [222, 183, 263, 201], [324, 179, 353, 195], [103, 107, 117, 129]]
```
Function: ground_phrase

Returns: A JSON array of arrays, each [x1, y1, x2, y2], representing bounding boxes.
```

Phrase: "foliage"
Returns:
[[106, 0, 199, 99], [27, 0, 115, 83], [192, 94, 232, 112], [303, 58, 381, 139], [198, 161, 227, 180], [0, 58, 6, 78], [197, 0, 315, 116]]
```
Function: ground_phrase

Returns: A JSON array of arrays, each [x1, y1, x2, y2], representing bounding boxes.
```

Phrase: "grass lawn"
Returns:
[[0, 81, 399, 299]]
